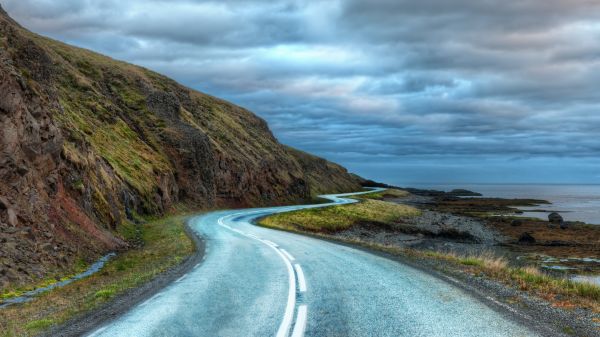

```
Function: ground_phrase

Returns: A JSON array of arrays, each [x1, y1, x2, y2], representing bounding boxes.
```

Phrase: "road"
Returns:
[[87, 190, 540, 337]]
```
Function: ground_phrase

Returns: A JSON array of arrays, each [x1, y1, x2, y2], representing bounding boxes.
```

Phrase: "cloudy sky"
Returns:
[[4, 0, 600, 185]]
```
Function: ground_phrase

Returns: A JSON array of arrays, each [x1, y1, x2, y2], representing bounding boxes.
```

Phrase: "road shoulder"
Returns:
[[39, 222, 205, 337], [255, 210, 600, 336]]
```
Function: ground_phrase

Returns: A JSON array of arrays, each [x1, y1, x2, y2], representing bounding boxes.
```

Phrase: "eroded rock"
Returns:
[[518, 232, 536, 244]]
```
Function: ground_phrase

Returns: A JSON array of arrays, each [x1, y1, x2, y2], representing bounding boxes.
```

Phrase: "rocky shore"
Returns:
[[350, 186, 600, 278]]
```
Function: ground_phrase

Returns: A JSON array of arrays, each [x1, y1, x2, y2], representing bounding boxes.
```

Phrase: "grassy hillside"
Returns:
[[259, 198, 420, 233], [0, 5, 362, 289]]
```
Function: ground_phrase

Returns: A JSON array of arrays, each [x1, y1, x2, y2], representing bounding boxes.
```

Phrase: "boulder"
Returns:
[[548, 212, 563, 223], [7, 208, 17, 227], [518, 232, 536, 244], [511, 219, 522, 227], [547, 212, 565, 229]]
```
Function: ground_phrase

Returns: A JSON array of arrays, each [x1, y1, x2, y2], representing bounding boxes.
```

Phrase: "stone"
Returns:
[[518, 232, 536, 244], [511, 220, 522, 227], [7, 208, 17, 227], [40, 243, 53, 252], [16, 165, 29, 176], [0, 196, 9, 209], [548, 212, 563, 224]]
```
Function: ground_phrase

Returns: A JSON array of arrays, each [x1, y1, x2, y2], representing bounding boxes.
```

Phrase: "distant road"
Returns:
[[87, 189, 540, 337]]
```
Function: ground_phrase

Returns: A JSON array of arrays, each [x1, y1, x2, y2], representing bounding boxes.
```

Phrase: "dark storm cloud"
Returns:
[[3, 0, 600, 183]]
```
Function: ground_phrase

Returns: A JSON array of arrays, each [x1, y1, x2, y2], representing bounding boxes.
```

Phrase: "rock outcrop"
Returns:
[[0, 7, 362, 288], [548, 212, 567, 229], [285, 147, 362, 196]]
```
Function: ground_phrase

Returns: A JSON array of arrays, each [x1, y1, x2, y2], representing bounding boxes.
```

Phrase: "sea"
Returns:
[[403, 184, 600, 225]]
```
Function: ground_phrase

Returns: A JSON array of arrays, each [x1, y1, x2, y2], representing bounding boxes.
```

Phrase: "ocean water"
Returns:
[[404, 184, 600, 225]]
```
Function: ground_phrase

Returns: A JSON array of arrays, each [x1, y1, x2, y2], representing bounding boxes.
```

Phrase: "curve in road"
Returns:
[[87, 189, 542, 337]]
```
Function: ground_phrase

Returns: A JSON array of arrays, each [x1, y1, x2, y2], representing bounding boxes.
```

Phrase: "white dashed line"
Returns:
[[280, 249, 295, 261], [273, 246, 297, 337], [291, 305, 308, 337], [175, 275, 186, 283], [294, 264, 307, 292], [217, 214, 296, 337], [263, 239, 279, 247]]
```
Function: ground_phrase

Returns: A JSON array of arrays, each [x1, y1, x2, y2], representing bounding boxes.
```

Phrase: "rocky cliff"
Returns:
[[285, 147, 364, 196], [0, 6, 362, 288]]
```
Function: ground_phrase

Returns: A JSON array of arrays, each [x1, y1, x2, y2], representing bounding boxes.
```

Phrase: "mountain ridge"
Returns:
[[0, 7, 362, 288]]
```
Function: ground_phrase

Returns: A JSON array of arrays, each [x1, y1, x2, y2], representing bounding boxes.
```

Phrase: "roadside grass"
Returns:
[[0, 214, 195, 337], [438, 252, 600, 311], [259, 198, 420, 233], [258, 191, 600, 313], [0, 258, 92, 302], [343, 239, 600, 313], [357, 188, 409, 200]]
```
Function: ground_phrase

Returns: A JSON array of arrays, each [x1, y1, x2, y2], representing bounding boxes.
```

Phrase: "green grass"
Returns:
[[93, 289, 116, 300], [0, 263, 92, 302], [260, 196, 600, 313], [24, 319, 55, 332], [459, 257, 485, 267], [0, 214, 195, 337], [259, 198, 420, 233], [357, 188, 409, 200]]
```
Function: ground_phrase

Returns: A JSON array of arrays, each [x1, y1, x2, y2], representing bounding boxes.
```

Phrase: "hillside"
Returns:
[[285, 147, 365, 196], [0, 5, 362, 288]]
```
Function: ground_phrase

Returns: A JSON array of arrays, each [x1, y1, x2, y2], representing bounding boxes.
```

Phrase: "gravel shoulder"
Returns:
[[265, 226, 599, 337], [256, 192, 600, 337]]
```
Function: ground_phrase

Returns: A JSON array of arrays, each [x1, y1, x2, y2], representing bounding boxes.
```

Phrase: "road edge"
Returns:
[[38, 218, 206, 337], [254, 217, 596, 337]]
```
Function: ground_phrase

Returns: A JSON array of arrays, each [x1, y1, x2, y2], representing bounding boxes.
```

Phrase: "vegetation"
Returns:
[[259, 196, 420, 233], [284, 146, 363, 196], [326, 238, 600, 313], [259, 189, 600, 313], [414, 250, 600, 312], [0, 214, 195, 337], [357, 188, 409, 200]]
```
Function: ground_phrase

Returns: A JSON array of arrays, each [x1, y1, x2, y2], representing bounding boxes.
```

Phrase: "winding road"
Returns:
[[87, 190, 541, 337]]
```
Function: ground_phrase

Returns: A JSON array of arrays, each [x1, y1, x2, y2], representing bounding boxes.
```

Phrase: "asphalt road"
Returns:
[[87, 190, 541, 337]]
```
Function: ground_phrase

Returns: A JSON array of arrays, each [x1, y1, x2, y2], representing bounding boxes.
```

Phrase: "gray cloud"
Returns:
[[3, 0, 600, 183]]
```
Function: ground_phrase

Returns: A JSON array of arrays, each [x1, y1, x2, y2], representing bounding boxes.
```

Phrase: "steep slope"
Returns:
[[0, 6, 361, 288], [286, 147, 363, 196]]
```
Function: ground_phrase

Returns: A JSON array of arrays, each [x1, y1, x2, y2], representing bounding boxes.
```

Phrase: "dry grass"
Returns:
[[0, 214, 194, 337], [357, 242, 600, 312], [410, 250, 600, 312]]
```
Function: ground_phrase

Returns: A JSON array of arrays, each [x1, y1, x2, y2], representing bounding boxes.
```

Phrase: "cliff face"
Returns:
[[0, 6, 362, 288], [286, 147, 364, 196]]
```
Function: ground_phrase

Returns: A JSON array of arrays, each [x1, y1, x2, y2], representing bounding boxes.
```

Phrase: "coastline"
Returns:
[[2, 186, 598, 336], [379, 184, 600, 279], [403, 183, 600, 225], [256, 188, 600, 335]]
